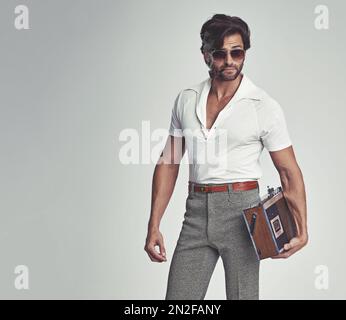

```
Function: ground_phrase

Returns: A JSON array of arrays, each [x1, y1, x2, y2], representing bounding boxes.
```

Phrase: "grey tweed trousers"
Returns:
[[165, 181, 261, 300]]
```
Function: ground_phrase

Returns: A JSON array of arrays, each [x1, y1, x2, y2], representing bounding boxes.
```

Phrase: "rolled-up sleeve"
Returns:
[[258, 98, 292, 152], [168, 90, 184, 137]]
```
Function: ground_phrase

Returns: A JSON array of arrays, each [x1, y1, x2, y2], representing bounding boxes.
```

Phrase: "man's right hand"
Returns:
[[144, 229, 167, 263]]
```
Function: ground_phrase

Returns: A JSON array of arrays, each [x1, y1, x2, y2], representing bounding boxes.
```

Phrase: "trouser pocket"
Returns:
[[240, 188, 261, 209]]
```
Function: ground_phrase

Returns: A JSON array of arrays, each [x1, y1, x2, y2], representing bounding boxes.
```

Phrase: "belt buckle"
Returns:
[[198, 185, 209, 192]]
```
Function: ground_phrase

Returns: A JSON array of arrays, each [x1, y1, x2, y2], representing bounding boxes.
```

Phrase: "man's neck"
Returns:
[[210, 73, 243, 102]]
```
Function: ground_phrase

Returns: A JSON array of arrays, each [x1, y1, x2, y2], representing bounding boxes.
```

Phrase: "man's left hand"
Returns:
[[271, 234, 308, 259]]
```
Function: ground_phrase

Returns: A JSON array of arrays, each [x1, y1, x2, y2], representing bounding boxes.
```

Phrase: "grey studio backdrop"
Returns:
[[0, 0, 345, 299]]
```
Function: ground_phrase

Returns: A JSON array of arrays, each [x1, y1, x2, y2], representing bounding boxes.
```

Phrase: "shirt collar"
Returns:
[[187, 73, 263, 101], [188, 73, 264, 133]]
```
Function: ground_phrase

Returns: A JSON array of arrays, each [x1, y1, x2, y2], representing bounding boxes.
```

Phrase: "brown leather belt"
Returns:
[[188, 180, 258, 193]]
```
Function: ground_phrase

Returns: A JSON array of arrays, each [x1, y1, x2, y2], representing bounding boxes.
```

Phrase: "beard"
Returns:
[[208, 60, 244, 81]]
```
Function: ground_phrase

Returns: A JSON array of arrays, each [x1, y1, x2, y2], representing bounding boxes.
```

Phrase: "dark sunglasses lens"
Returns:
[[231, 49, 245, 60], [212, 50, 226, 60]]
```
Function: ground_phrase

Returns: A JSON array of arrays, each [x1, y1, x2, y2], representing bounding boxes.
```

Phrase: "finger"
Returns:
[[284, 237, 301, 251], [158, 243, 167, 260], [149, 245, 166, 261], [272, 245, 301, 259], [144, 246, 160, 262], [285, 246, 300, 256], [157, 246, 167, 262], [150, 250, 165, 261], [147, 248, 164, 262], [288, 237, 300, 248], [147, 251, 163, 262], [284, 243, 291, 251], [271, 250, 293, 259], [159, 249, 167, 261]]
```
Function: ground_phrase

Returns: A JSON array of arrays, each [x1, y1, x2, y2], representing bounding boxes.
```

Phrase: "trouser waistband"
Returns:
[[188, 180, 259, 193]]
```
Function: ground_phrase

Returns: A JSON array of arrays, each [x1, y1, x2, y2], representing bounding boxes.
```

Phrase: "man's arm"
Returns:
[[144, 135, 185, 263], [269, 145, 308, 259]]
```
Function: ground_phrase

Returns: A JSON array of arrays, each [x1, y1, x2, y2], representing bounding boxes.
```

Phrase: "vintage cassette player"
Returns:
[[242, 186, 297, 260]]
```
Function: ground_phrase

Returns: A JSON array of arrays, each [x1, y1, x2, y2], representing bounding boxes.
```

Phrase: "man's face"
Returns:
[[203, 33, 246, 81]]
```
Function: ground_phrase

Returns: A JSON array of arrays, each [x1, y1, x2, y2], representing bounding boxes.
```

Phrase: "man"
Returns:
[[144, 14, 308, 300]]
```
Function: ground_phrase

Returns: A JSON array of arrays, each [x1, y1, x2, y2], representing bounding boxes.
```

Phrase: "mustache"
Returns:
[[221, 66, 237, 71]]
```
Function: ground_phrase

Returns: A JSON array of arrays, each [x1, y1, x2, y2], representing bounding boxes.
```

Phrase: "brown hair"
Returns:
[[200, 14, 251, 53]]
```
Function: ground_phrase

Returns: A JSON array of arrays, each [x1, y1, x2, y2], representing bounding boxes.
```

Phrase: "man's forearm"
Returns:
[[279, 166, 308, 237], [147, 163, 180, 231]]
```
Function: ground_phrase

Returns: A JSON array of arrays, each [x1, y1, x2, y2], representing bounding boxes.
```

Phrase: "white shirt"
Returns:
[[168, 73, 292, 184]]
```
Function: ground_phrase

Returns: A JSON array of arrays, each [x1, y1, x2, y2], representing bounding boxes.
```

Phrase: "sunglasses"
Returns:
[[210, 48, 245, 61]]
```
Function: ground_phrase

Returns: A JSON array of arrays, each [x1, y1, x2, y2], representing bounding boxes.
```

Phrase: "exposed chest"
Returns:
[[205, 92, 234, 130]]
